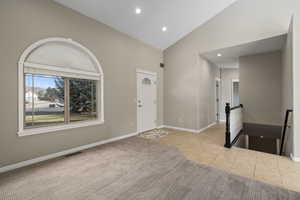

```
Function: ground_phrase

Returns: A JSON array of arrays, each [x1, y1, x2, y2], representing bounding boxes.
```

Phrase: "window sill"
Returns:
[[18, 120, 104, 137]]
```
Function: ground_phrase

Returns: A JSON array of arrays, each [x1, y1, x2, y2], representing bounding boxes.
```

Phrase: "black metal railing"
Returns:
[[280, 109, 293, 155], [224, 103, 244, 148]]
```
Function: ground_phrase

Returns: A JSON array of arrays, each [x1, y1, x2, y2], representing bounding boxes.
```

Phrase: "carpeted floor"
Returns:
[[0, 137, 299, 200]]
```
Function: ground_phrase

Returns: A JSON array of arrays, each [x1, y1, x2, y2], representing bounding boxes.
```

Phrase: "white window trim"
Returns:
[[136, 69, 157, 76], [18, 38, 104, 136], [19, 120, 104, 137]]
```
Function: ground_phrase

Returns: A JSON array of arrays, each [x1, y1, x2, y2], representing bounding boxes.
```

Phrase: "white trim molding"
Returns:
[[0, 131, 138, 174], [163, 122, 216, 133], [136, 69, 157, 76], [198, 123, 216, 133], [163, 125, 199, 133], [290, 154, 300, 163], [18, 120, 104, 137]]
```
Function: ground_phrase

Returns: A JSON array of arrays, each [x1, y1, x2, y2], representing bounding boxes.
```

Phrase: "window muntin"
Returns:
[[25, 74, 34, 127]]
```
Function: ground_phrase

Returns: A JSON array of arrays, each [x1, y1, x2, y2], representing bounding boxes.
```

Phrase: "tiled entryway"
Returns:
[[155, 124, 300, 192]]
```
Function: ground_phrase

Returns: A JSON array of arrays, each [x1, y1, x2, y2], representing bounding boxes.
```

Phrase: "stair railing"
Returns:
[[224, 103, 244, 148], [280, 109, 293, 155]]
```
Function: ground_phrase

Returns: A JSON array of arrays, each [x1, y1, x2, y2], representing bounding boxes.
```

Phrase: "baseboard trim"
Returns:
[[163, 125, 199, 133], [290, 154, 300, 163], [156, 125, 165, 129], [163, 122, 216, 133], [198, 123, 216, 133], [0, 131, 138, 174]]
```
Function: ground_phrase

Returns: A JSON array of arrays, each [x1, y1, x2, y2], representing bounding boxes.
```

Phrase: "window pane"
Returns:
[[25, 74, 65, 128], [69, 79, 97, 122], [25, 74, 34, 127]]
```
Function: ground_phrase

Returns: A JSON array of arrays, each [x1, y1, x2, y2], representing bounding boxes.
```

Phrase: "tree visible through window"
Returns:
[[25, 74, 97, 129], [69, 79, 97, 122]]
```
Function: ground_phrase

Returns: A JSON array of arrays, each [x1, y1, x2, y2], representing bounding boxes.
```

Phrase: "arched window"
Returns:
[[18, 38, 104, 136]]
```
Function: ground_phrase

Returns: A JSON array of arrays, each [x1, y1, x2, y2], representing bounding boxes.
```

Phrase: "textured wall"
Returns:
[[0, 0, 163, 167], [239, 51, 282, 126], [196, 58, 220, 130], [163, 53, 219, 130]]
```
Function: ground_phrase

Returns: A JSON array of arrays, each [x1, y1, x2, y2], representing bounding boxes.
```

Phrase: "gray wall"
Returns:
[[293, 15, 300, 158], [220, 69, 239, 121], [282, 19, 294, 156], [164, 0, 299, 131], [163, 54, 219, 130], [239, 51, 282, 126], [196, 58, 220, 130], [0, 0, 163, 167]]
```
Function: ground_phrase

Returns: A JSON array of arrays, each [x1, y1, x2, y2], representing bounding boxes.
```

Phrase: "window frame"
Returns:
[[18, 38, 104, 137], [24, 74, 67, 129]]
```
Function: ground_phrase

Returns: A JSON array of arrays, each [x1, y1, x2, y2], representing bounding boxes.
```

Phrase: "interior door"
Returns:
[[137, 71, 157, 133]]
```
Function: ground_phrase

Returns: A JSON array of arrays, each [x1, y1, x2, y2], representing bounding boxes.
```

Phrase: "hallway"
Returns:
[[156, 124, 300, 192]]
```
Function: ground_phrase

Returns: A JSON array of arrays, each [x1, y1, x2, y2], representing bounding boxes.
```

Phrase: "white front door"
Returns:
[[137, 71, 157, 133]]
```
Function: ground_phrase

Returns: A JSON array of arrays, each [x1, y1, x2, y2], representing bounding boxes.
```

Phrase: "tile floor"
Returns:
[[154, 124, 300, 192]]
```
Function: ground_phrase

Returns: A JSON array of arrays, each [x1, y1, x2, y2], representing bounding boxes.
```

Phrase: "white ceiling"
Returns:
[[201, 34, 287, 68], [53, 0, 238, 50]]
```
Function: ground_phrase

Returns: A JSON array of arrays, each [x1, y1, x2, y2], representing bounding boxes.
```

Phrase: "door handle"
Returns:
[[138, 105, 143, 108]]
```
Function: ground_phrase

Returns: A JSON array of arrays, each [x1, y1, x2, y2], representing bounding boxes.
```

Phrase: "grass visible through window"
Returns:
[[25, 74, 98, 129]]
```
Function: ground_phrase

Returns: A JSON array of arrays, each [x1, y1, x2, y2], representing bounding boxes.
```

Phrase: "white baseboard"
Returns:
[[156, 125, 165, 129], [163, 122, 216, 133], [0, 132, 138, 174], [163, 125, 199, 133], [198, 122, 216, 133], [290, 153, 300, 163]]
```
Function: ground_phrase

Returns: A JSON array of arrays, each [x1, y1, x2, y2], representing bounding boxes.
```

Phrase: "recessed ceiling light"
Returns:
[[217, 53, 222, 57], [162, 26, 167, 32], [135, 8, 142, 15]]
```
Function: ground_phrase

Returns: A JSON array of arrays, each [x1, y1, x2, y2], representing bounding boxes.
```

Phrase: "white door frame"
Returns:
[[136, 69, 158, 133], [231, 79, 240, 106], [215, 78, 221, 122]]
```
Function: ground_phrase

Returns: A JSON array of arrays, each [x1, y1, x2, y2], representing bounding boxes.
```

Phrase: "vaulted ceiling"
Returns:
[[53, 0, 238, 50]]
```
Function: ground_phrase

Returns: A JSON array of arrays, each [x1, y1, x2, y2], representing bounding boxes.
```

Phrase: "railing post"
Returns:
[[280, 109, 293, 155], [224, 103, 231, 148]]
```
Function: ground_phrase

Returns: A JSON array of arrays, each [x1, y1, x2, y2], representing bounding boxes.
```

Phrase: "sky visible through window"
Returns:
[[26, 74, 57, 88]]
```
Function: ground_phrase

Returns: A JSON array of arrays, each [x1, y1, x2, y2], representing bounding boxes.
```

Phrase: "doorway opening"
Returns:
[[231, 79, 240, 107]]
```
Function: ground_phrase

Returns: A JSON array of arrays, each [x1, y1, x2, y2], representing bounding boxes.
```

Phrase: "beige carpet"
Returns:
[[0, 137, 299, 200]]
